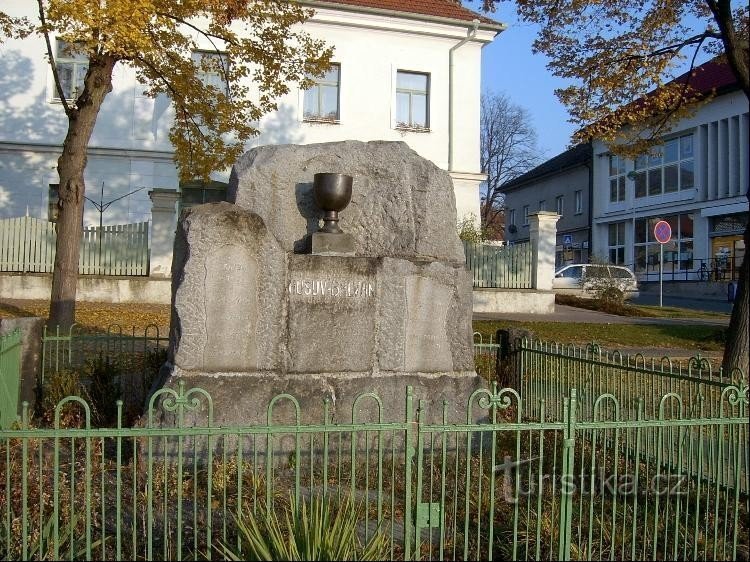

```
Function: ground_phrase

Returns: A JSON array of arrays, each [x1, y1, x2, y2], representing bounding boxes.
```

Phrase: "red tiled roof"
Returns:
[[671, 56, 739, 95], [312, 0, 501, 26]]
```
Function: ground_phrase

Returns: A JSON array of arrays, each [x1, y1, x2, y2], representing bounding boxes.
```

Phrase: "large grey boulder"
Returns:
[[227, 140, 464, 263]]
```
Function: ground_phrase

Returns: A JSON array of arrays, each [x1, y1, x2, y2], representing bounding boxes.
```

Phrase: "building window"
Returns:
[[539, 200, 546, 212], [556, 196, 564, 216], [192, 51, 229, 95], [55, 40, 88, 100], [304, 63, 340, 121], [634, 213, 694, 273], [634, 134, 694, 198], [508, 209, 516, 227], [522, 205, 529, 225], [48, 184, 60, 222], [179, 180, 228, 212], [396, 71, 429, 129], [574, 190, 583, 214], [608, 155, 626, 203], [608, 222, 626, 264]]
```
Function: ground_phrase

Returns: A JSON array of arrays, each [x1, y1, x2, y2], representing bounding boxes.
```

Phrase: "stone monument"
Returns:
[[155, 140, 484, 426]]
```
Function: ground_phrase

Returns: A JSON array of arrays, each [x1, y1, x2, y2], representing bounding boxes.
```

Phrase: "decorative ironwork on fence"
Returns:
[[463, 241, 533, 289], [40, 324, 169, 419], [0, 216, 150, 276], [2, 380, 747, 560], [4, 330, 747, 560]]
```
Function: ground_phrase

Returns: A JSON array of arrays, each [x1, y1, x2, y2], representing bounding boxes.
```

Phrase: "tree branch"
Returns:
[[155, 11, 233, 96]]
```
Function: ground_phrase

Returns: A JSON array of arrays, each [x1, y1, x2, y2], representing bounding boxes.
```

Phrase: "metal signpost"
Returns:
[[653, 220, 672, 307]]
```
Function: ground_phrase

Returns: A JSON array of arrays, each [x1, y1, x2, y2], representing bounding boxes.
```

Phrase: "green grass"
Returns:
[[629, 304, 730, 319], [555, 294, 729, 320], [473, 320, 726, 351]]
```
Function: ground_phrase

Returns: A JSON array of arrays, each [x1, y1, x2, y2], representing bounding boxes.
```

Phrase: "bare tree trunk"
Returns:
[[721, 220, 749, 377], [48, 54, 116, 329]]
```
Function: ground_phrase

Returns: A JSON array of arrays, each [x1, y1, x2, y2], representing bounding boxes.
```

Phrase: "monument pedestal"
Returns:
[[152, 141, 486, 432]]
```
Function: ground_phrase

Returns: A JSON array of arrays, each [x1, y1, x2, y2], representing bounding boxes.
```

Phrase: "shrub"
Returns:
[[457, 215, 484, 243], [220, 493, 390, 561], [40, 368, 87, 426], [81, 353, 122, 426], [580, 256, 626, 305]]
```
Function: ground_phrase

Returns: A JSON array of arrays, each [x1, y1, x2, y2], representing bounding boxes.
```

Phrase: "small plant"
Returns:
[[40, 368, 86, 425], [457, 214, 485, 243], [580, 256, 626, 305], [220, 493, 390, 561], [81, 353, 122, 426]]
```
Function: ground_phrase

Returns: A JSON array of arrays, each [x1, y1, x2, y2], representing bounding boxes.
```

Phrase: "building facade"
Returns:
[[0, 1, 502, 229], [591, 60, 749, 282], [501, 143, 592, 267]]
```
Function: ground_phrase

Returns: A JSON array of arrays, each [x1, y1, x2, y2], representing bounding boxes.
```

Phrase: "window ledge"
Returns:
[[395, 125, 431, 133], [303, 117, 340, 125]]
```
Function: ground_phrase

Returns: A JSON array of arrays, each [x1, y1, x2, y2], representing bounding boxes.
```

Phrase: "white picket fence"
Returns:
[[0, 216, 150, 276]]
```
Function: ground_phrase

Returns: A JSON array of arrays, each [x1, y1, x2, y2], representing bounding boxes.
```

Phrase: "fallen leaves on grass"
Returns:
[[0, 299, 170, 334]]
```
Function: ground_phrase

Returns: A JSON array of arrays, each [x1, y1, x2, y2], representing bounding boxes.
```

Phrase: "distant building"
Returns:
[[501, 56, 749, 281], [591, 57, 748, 282], [0, 0, 503, 227], [501, 143, 592, 267]]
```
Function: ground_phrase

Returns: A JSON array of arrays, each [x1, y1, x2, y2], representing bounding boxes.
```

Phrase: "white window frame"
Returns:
[[633, 213, 694, 273], [54, 40, 88, 101], [574, 190, 583, 214], [192, 50, 229, 95], [303, 63, 341, 122], [608, 155, 626, 203], [633, 134, 694, 198], [556, 196, 564, 216], [509, 209, 516, 227], [608, 221, 626, 265], [522, 205, 530, 226], [395, 70, 430, 130], [539, 200, 546, 212]]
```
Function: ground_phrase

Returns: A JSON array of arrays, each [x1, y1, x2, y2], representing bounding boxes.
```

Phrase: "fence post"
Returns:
[[529, 211, 560, 291], [404, 385, 415, 560], [557, 388, 577, 561], [148, 188, 180, 277]]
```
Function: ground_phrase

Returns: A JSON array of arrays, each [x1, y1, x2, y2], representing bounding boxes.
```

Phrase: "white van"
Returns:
[[553, 264, 639, 300]]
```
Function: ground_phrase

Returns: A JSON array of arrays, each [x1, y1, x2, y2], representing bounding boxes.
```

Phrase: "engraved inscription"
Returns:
[[204, 245, 258, 371], [287, 279, 375, 298], [404, 276, 452, 371]]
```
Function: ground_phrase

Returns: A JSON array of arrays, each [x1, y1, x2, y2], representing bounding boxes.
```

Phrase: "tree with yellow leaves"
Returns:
[[0, 1, 332, 329], [472, 0, 749, 375]]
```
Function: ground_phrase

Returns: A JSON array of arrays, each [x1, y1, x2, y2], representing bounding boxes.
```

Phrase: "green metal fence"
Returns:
[[0, 329, 22, 430], [516, 338, 749, 497], [463, 241, 533, 289], [40, 324, 169, 419], [1, 380, 747, 561]]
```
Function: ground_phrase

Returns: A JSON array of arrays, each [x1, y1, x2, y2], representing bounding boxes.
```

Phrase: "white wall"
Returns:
[[0, 1, 496, 227]]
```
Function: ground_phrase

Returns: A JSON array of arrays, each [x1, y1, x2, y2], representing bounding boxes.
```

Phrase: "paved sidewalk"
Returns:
[[474, 304, 730, 326]]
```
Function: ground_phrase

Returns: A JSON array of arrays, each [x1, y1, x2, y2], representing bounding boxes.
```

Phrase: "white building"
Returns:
[[591, 58, 749, 282], [0, 1, 502, 230]]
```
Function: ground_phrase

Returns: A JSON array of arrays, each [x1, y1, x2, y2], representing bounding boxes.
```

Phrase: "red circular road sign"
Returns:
[[654, 220, 672, 244]]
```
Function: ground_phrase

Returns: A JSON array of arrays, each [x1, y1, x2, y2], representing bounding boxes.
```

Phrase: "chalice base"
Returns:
[[311, 232, 356, 256]]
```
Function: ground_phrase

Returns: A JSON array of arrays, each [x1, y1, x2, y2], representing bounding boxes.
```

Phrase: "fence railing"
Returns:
[[516, 338, 749, 496], [40, 324, 169, 420], [1, 381, 747, 561], [0, 216, 150, 276], [0, 329, 22, 430], [629, 256, 743, 283], [463, 241, 533, 289]]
